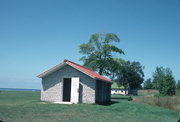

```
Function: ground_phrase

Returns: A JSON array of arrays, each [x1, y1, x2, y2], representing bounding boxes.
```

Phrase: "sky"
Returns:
[[0, 0, 180, 89]]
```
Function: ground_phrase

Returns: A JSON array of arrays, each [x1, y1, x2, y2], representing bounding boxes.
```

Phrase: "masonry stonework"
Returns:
[[41, 65, 96, 103]]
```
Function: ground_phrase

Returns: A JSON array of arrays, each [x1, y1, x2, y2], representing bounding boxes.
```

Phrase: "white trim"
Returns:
[[37, 62, 67, 78]]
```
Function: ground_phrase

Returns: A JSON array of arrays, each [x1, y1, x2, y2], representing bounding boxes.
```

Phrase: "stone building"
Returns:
[[37, 59, 112, 104]]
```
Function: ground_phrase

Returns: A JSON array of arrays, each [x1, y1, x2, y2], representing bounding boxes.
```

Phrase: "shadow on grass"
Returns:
[[97, 101, 119, 106], [111, 97, 129, 100]]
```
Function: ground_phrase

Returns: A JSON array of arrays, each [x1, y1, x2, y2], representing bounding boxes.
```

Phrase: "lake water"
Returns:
[[0, 88, 40, 91]]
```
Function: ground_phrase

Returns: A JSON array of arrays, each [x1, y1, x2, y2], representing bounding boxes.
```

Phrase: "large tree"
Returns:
[[152, 67, 176, 96], [79, 33, 124, 75], [111, 60, 144, 90]]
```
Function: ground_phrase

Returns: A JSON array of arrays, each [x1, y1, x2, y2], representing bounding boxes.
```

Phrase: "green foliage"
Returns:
[[112, 60, 144, 90], [152, 67, 176, 96], [176, 80, 180, 90], [79, 33, 124, 75], [144, 78, 153, 89], [79, 33, 145, 90]]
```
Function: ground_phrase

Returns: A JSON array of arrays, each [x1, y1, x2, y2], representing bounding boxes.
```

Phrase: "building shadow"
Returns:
[[96, 95, 133, 106], [96, 100, 119, 106], [111, 97, 129, 100]]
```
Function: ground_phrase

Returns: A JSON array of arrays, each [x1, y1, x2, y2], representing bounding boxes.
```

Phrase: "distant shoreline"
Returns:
[[0, 88, 40, 91]]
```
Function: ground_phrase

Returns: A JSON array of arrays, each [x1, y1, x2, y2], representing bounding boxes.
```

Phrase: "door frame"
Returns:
[[62, 77, 80, 103]]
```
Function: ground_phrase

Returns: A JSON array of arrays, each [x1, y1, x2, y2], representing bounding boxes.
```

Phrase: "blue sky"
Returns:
[[0, 0, 180, 89]]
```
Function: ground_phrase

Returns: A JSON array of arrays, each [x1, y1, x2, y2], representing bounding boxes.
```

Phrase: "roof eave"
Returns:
[[95, 77, 113, 84], [37, 62, 67, 78]]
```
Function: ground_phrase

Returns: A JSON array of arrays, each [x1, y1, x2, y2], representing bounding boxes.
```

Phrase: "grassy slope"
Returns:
[[0, 91, 179, 122]]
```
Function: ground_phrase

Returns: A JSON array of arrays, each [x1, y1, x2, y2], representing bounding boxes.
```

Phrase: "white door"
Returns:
[[71, 77, 79, 103]]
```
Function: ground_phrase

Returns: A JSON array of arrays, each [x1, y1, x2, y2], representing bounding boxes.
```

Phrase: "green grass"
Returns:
[[0, 91, 179, 122]]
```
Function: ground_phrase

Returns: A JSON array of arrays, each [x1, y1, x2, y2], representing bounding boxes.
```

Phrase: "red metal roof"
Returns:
[[37, 59, 112, 83]]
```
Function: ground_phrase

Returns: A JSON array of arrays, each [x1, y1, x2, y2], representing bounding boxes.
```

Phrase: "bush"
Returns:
[[128, 96, 133, 101]]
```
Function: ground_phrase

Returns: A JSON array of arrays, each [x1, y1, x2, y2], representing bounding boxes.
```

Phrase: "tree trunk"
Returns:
[[98, 68, 103, 75]]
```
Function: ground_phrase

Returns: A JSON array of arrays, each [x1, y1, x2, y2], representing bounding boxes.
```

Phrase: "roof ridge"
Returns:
[[37, 59, 112, 82], [64, 59, 95, 72]]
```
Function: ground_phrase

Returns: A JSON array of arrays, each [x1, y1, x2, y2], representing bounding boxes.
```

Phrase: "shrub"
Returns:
[[128, 96, 133, 101]]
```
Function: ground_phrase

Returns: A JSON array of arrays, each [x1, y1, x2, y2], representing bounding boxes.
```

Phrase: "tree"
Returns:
[[112, 60, 144, 90], [152, 67, 176, 96], [152, 67, 164, 89], [144, 78, 153, 89], [176, 80, 180, 90], [79, 33, 124, 75]]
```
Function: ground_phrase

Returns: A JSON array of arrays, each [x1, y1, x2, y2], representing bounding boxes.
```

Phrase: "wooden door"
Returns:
[[71, 77, 79, 103]]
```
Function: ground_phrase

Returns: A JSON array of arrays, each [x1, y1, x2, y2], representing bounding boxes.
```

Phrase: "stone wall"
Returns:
[[41, 64, 96, 103]]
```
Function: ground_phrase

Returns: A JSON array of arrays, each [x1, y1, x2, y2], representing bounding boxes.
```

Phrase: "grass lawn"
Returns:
[[0, 91, 179, 122]]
